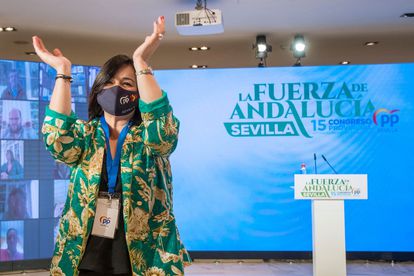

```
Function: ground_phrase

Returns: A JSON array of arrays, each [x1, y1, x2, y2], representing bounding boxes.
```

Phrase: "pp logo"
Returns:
[[100, 216, 111, 226], [120, 95, 130, 105], [373, 108, 399, 127]]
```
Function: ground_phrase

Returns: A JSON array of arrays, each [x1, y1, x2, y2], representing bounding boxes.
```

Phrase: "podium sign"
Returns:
[[294, 174, 368, 200], [294, 174, 368, 276]]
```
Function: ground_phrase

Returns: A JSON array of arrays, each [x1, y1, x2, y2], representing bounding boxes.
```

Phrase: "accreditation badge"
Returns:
[[91, 196, 120, 239]]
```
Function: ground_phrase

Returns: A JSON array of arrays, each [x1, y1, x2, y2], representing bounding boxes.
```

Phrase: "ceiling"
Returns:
[[1, 0, 414, 69]]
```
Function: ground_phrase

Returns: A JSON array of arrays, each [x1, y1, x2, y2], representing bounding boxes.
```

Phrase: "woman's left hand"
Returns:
[[133, 16, 165, 63]]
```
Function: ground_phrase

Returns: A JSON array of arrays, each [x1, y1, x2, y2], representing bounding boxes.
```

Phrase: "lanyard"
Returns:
[[100, 116, 132, 194]]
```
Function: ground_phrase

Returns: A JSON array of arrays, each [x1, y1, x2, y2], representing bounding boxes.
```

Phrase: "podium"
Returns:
[[294, 174, 368, 276]]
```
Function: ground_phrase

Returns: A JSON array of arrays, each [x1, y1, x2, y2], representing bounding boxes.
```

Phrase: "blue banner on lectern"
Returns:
[[156, 64, 414, 252]]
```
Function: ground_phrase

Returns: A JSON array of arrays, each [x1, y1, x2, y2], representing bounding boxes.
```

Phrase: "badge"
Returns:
[[91, 196, 120, 239]]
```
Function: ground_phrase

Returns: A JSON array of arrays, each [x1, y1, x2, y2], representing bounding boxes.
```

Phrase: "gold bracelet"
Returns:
[[136, 67, 153, 76]]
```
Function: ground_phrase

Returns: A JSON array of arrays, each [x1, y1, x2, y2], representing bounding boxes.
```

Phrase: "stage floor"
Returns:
[[0, 260, 413, 275]]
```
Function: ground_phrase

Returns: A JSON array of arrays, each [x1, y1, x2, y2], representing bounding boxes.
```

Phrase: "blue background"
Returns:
[[156, 64, 414, 252]]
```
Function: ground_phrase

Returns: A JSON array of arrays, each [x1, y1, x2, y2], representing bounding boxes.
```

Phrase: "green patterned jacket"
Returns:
[[42, 93, 192, 275]]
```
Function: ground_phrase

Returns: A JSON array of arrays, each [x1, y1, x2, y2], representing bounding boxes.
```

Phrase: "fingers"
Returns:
[[157, 16, 164, 26], [37, 36, 48, 52], [53, 48, 63, 57], [152, 21, 157, 36], [32, 36, 42, 52], [32, 36, 50, 55], [155, 16, 165, 35]]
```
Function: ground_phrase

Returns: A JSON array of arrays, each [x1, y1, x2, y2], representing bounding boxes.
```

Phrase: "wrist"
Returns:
[[56, 64, 72, 76], [136, 67, 153, 76], [133, 58, 148, 71]]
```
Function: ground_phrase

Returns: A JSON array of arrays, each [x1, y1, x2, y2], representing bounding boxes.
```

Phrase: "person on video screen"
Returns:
[[2, 108, 37, 139], [4, 187, 29, 220], [53, 161, 70, 179], [1, 70, 27, 100], [0, 228, 24, 261], [1, 150, 24, 179], [34, 15, 191, 275]]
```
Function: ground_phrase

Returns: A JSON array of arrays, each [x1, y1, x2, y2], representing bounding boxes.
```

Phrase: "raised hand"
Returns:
[[32, 36, 72, 75], [133, 16, 165, 63]]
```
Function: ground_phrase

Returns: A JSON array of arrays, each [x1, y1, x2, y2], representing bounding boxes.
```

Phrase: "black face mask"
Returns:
[[97, 86, 138, 116]]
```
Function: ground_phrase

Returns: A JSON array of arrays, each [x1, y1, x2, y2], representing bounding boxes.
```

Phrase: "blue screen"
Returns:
[[156, 64, 414, 252]]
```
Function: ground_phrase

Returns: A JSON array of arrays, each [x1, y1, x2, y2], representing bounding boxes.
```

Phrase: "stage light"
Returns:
[[253, 35, 272, 67], [255, 35, 271, 56], [340, 61, 350, 65], [364, 41, 378, 46], [1, 26, 17, 32], [294, 41, 306, 52], [189, 46, 210, 51], [190, 64, 208, 69], [25, 51, 37, 56], [257, 43, 267, 53], [291, 35, 306, 58], [289, 35, 307, 66]]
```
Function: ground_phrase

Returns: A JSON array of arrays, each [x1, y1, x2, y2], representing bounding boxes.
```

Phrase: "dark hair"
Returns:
[[88, 54, 142, 125], [9, 187, 26, 201], [7, 228, 17, 237]]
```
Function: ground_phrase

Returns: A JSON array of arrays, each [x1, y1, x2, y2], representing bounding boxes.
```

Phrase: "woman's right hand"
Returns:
[[32, 36, 72, 75]]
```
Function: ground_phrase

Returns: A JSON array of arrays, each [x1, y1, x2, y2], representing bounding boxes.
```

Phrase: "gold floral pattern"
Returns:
[[65, 208, 82, 239], [144, 266, 166, 276], [127, 206, 150, 241], [42, 93, 192, 275], [50, 266, 65, 276]]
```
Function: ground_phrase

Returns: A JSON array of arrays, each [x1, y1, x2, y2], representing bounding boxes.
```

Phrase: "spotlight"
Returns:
[[340, 61, 350, 65], [0, 26, 17, 32], [189, 46, 210, 51], [254, 35, 272, 58], [253, 35, 272, 67], [5, 27, 16, 32], [364, 41, 378, 46], [291, 35, 306, 58], [190, 64, 208, 69], [257, 44, 267, 53]]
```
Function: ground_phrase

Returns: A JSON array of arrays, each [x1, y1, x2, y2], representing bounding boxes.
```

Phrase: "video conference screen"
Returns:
[[0, 59, 96, 262], [0, 59, 412, 263]]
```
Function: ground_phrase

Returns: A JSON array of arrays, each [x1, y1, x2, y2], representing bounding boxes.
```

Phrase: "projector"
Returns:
[[175, 9, 224, 36]]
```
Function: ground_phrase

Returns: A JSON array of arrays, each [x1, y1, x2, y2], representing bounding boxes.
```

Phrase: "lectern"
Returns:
[[294, 174, 368, 276]]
